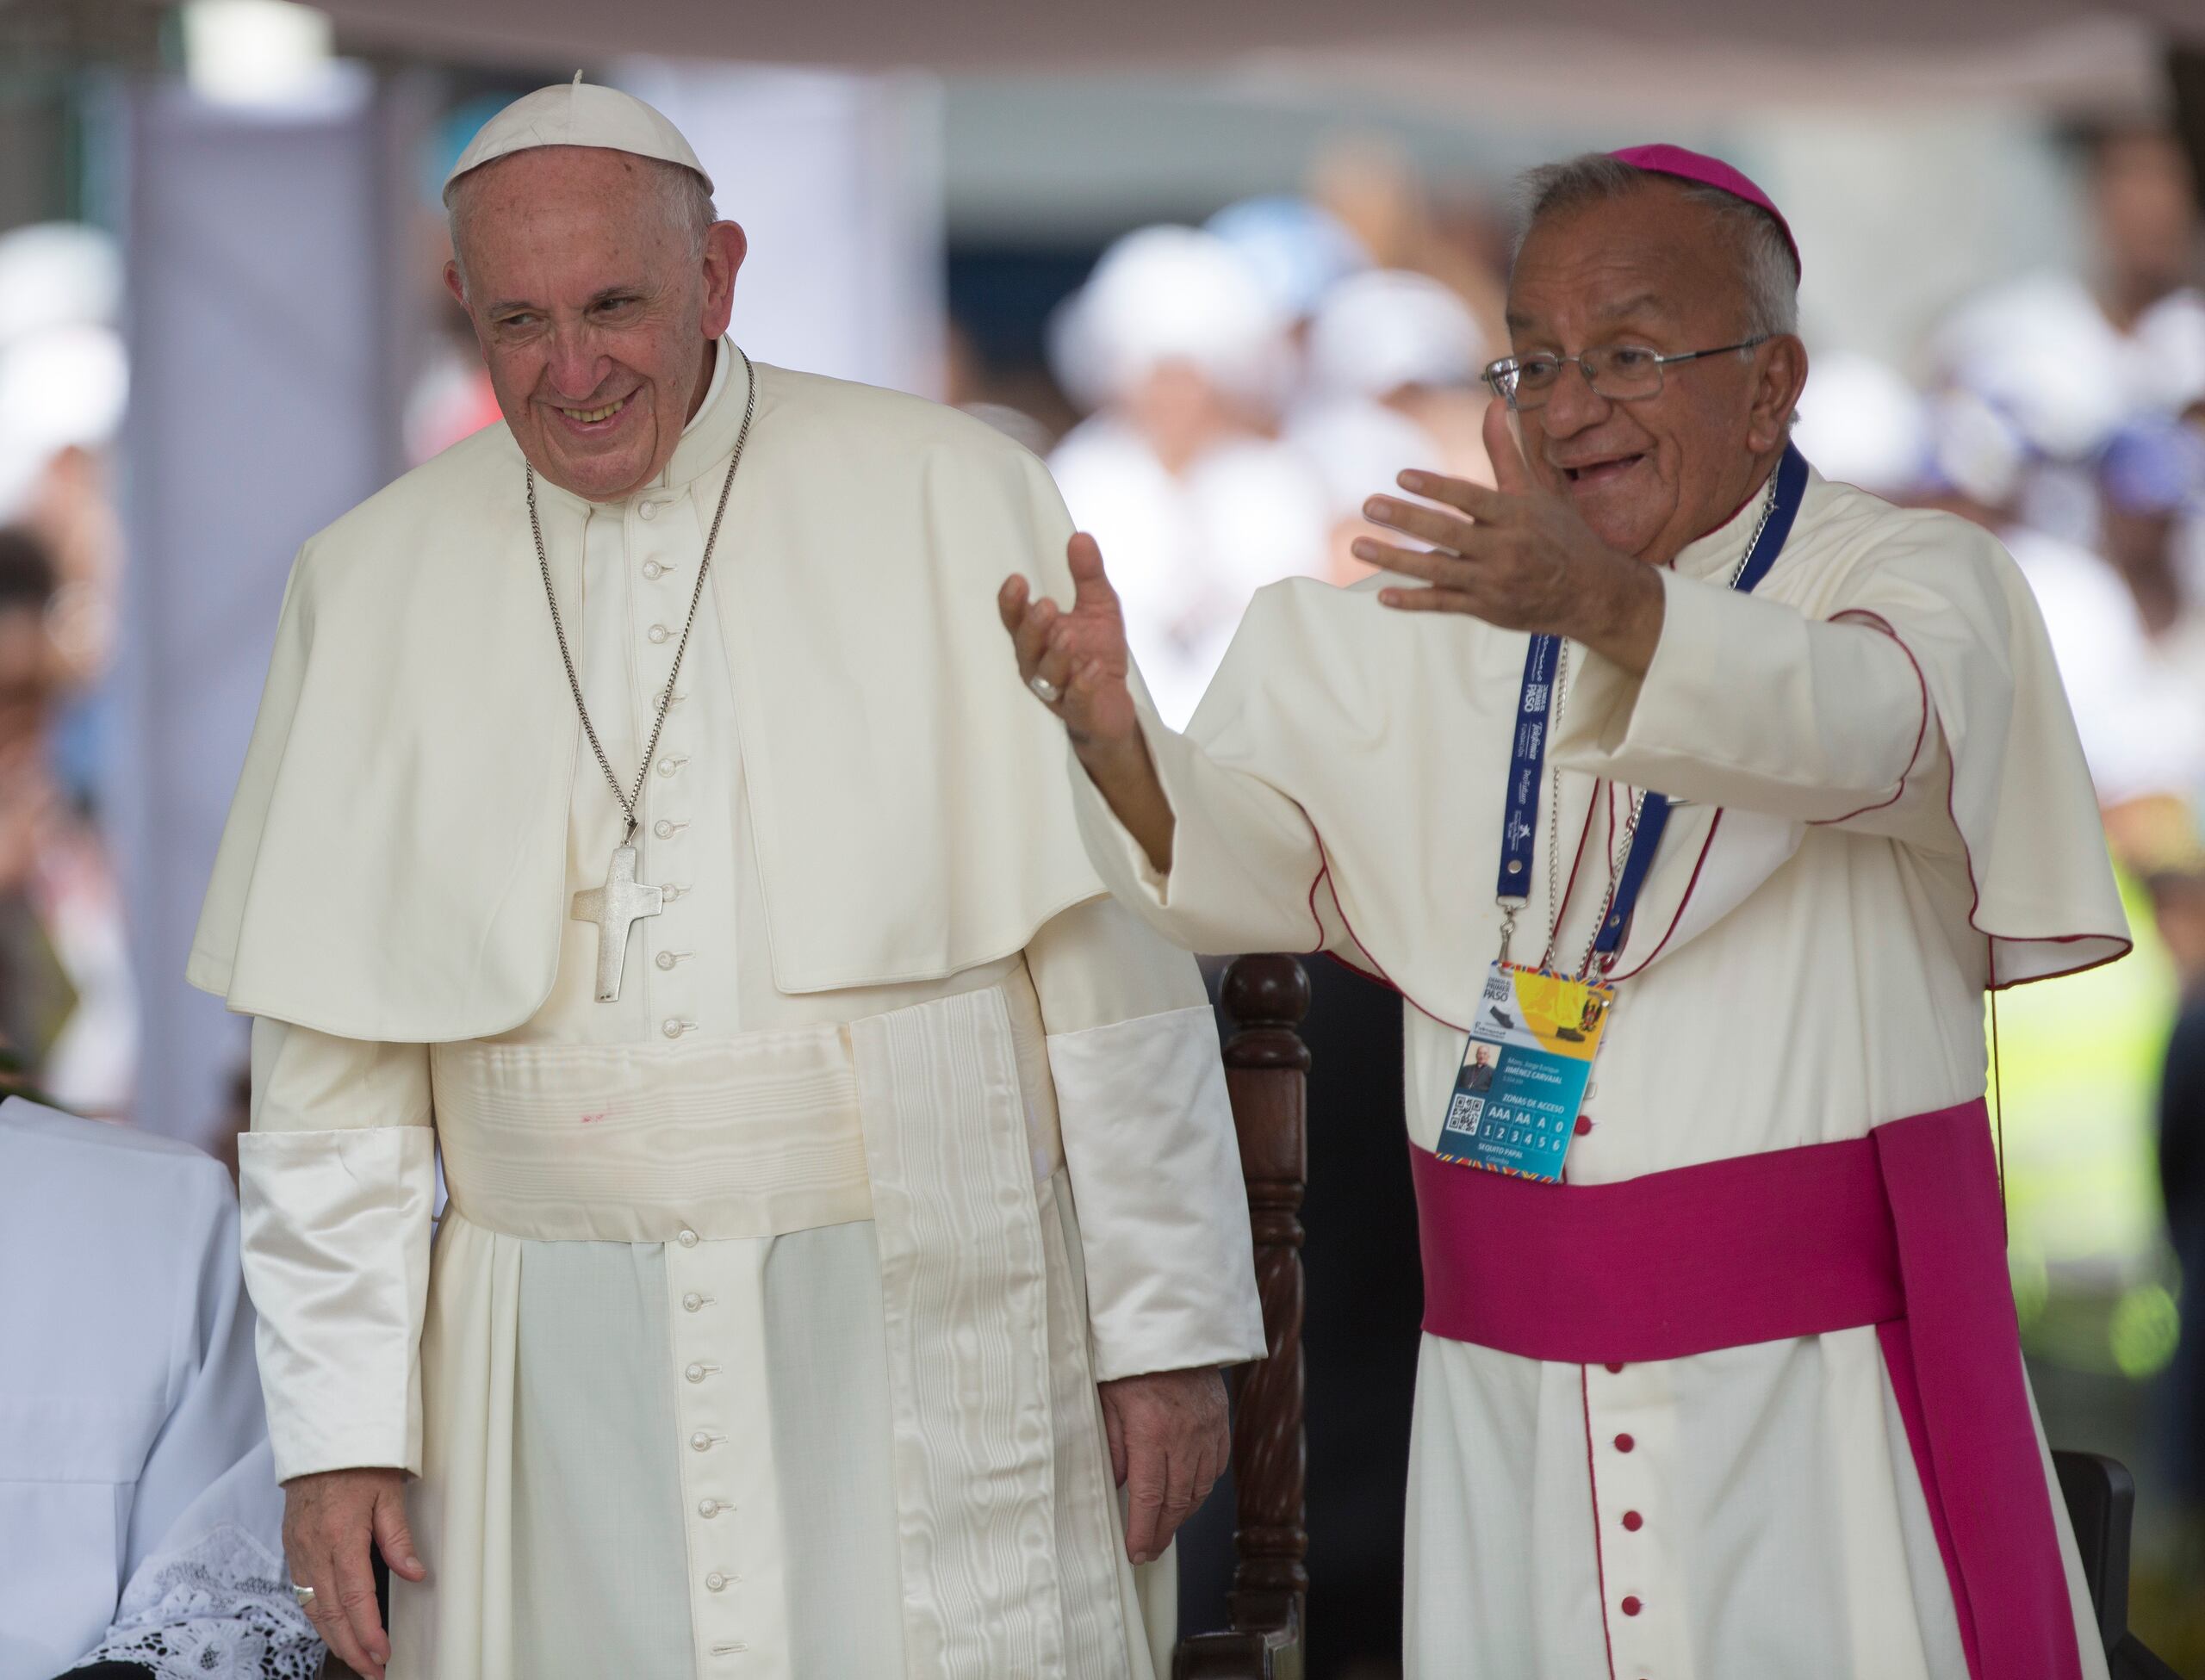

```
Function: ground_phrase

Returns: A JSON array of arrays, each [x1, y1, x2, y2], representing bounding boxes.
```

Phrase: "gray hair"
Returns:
[[1512, 154, 1799, 340], [445, 152, 717, 294]]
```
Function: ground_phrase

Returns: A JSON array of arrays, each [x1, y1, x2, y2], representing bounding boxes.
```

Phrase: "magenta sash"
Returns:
[[1409, 1098, 2082, 1680]]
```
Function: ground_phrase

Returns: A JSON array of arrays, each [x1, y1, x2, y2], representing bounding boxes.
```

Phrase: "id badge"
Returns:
[[1436, 961, 1613, 1182]]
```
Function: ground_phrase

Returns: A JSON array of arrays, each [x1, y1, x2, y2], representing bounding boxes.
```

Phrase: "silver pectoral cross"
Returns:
[[571, 843, 664, 1001]]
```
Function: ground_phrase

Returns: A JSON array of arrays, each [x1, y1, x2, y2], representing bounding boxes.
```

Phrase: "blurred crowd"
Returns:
[[0, 220, 134, 1119], [952, 138, 1509, 729]]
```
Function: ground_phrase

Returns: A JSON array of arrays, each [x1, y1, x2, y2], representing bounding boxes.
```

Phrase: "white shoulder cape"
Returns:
[[189, 360, 1102, 1040], [1171, 468, 2128, 1028]]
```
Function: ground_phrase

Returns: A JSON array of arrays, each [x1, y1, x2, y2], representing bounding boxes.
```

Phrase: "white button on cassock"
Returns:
[[657, 756, 682, 777], [664, 1019, 690, 1039], [705, 1572, 728, 1592], [682, 1293, 704, 1312], [677, 1228, 699, 1248], [686, 1362, 707, 1382], [643, 560, 664, 579], [698, 1498, 720, 1517], [654, 819, 676, 839], [648, 624, 670, 644], [639, 501, 658, 522], [690, 1431, 711, 1452], [656, 951, 678, 970]]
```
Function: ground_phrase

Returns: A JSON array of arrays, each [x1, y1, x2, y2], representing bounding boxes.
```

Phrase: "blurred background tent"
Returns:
[[4, 0, 2205, 1673]]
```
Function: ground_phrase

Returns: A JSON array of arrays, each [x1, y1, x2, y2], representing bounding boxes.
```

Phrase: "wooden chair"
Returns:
[[1174, 954, 1311, 1680]]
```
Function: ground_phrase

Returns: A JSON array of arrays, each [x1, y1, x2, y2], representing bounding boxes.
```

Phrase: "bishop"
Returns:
[[1007, 145, 2127, 1680]]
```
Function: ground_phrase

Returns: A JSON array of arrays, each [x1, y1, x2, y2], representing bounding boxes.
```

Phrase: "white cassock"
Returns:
[[0, 1097, 318, 1680], [189, 344, 1266, 1680], [1066, 465, 2131, 1678]]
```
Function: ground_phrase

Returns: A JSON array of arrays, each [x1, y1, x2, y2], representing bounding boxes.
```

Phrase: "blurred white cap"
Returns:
[[444, 75, 713, 199], [1926, 388, 2030, 510], [1306, 270, 1483, 401], [1929, 273, 2129, 462], [1047, 226, 1289, 413], [1288, 396, 1443, 523], [0, 323, 129, 517], [1792, 351, 1931, 498], [1204, 195, 1369, 322], [0, 223, 123, 347]]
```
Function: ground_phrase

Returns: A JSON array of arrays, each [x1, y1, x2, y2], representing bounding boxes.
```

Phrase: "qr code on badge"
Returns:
[[1447, 1093, 1485, 1132]]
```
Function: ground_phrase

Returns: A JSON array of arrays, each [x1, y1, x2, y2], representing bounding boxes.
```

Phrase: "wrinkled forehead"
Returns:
[[451, 149, 694, 282], [450, 146, 686, 241], [1505, 190, 1742, 346]]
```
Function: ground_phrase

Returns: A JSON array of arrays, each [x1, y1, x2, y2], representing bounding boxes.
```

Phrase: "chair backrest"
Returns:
[[1173, 953, 1310, 1680], [2049, 1448, 2185, 1679], [2053, 1448, 2133, 1656]]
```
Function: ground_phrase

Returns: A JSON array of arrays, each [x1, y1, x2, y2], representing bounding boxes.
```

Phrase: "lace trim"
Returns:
[[71, 1522, 321, 1680]]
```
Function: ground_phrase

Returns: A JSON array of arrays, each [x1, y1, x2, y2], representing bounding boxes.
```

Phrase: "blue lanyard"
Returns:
[[1497, 443, 1810, 967]]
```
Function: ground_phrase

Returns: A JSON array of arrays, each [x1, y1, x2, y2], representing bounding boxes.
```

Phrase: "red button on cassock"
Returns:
[[1605, 1362, 1624, 1374], [1622, 1510, 1643, 1532], [1575, 1114, 1593, 1136], [1621, 1596, 1643, 1617], [1614, 1433, 1635, 1453]]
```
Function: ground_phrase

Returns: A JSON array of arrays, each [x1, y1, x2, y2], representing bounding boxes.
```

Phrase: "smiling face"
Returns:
[[444, 146, 745, 502], [1505, 180, 1806, 564]]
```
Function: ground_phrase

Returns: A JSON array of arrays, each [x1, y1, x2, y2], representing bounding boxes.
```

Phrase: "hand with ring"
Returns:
[[281, 1466, 427, 1680], [997, 533, 1139, 752], [998, 534, 1178, 875]]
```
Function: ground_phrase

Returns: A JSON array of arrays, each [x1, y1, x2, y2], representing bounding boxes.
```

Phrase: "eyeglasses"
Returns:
[[1481, 337, 1770, 410]]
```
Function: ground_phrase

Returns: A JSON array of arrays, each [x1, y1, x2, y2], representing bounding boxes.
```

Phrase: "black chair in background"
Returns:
[[2053, 1449, 2184, 1679]]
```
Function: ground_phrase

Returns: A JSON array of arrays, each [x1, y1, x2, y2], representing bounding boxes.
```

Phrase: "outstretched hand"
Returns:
[[997, 532, 1140, 751], [1353, 399, 1666, 674], [998, 534, 1177, 873]]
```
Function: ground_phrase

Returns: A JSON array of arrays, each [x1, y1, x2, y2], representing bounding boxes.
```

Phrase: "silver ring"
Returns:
[[290, 1584, 316, 1608], [1028, 673, 1062, 704]]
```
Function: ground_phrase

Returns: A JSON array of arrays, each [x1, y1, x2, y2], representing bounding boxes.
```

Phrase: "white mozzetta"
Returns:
[[190, 354, 1110, 1038]]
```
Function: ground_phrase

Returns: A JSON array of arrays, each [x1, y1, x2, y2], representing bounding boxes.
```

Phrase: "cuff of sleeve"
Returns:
[[237, 1127, 436, 1481], [1550, 567, 1730, 779], [1066, 737, 1177, 911], [1049, 1005, 1267, 1382], [1554, 567, 1927, 823]]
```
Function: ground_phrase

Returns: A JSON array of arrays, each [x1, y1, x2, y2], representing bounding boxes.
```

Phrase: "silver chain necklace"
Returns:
[[528, 345, 757, 1001]]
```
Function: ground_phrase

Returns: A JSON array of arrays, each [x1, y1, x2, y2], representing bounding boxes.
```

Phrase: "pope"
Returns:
[[195, 80, 1264, 1680]]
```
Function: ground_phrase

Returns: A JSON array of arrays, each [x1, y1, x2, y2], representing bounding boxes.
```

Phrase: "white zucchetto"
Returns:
[[443, 75, 713, 198]]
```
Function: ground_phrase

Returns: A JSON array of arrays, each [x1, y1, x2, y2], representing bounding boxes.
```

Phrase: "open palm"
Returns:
[[997, 533, 1139, 748]]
